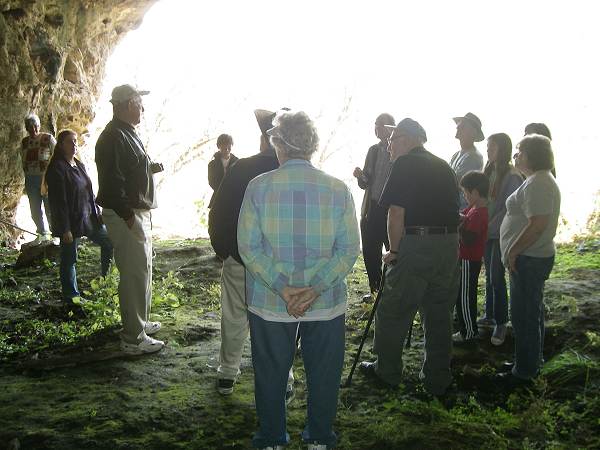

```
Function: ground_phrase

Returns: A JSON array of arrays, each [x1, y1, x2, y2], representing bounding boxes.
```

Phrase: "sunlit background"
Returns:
[[17, 0, 600, 241]]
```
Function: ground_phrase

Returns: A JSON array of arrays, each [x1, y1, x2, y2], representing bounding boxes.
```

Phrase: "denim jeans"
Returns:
[[25, 174, 51, 234], [509, 254, 554, 379], [484, 239, 509, 325], [249, 312, 345, 449], [60, 225, 113, 299]]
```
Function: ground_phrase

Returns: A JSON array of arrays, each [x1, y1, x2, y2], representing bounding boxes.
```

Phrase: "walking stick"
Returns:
[[0, 218, 38, 237], [342, 264, 387, 388]]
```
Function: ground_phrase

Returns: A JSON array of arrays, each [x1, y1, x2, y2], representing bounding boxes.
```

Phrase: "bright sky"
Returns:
[[17, 0, 600, 240]]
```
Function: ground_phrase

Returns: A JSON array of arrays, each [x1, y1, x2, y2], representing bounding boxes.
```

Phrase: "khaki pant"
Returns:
[[218, 257, 249, 379], [103, 209, 153, 344]]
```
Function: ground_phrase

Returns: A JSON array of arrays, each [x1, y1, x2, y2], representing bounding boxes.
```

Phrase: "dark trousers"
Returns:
[[456, 258, 482, 339], [249, 312, 345, 449], [360, 203, 389, 292], [484, 239, 509, 325], [59, 225, 113, 299], [510, 255, 554, 379]]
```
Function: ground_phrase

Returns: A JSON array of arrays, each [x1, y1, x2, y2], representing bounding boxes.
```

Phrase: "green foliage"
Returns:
[[152, 270, 183, 309]]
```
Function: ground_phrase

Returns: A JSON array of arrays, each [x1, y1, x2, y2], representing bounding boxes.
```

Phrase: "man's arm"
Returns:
[[383, 205, 404, 264]]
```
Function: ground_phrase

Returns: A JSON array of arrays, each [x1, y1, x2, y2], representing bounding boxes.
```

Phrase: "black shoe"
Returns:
[[494, 372, 533, 389], [217, 378, 235, 395], [359, 361, 397, 389]]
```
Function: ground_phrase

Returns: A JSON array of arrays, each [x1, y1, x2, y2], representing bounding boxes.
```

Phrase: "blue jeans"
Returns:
[[509, 254, 554, 379], [60, 225, 113, 299], [25, 174, 51, 234], [483, 239, 509, 325], [249, 312, 345, 449]]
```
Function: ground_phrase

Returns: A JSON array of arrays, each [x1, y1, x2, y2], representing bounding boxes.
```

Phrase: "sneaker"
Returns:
[[306, 444, 327, 450], [259, 447, 284, 450], [121, 336, 164, 355], [144, 321, 161, 335], [217, 378, 235, 395], [285, 383, 295, 406], [491, 324, 507, 346], [477, 317, 496, 329], [361, 293, 372, 302], [452, 331, 465, 343]]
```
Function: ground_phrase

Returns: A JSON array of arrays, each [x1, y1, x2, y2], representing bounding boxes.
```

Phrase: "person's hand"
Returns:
[[382, 251, 397, 265], [353, 167, 363, 178], [281, 286, 312, 304], [507, 248, 519, 273], [125, 215, 136, 229], [286, 287, 319, 318], [62, 231, 73, 244]]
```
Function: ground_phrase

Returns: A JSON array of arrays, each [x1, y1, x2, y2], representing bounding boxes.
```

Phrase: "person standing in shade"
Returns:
[[207, 134, 238, 208], [479, 133, 523, 345], [238, 110, 359, 450], [46, 130, 113, 303], [353, 113, 394, 297], [208, 109, 283, 396], [95, 84, 164, 355], [450, 112, 484, 209], [498, 134, 560, 386], [359, 118, 460, 397], [21, 113, 55, 244]]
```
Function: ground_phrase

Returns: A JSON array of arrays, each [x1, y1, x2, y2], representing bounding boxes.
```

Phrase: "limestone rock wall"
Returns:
[[0, 0, 157, 243]]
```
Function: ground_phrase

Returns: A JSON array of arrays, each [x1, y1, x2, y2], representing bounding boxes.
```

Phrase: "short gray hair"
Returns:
[[24, 113, 40, 128], [268, 110, 319, 159]]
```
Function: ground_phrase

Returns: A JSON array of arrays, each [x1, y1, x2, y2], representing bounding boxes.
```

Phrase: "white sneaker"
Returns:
[[259, 447, 284, 450], [306, 444, 327, 450], [491, 324, 507, 346], [452, 331, 465, 343], [144, 321, 161, 335], [121, 335, 164, 355]]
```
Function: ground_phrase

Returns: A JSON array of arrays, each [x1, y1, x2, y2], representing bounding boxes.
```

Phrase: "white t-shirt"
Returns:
[[500, 171, 561, 265]]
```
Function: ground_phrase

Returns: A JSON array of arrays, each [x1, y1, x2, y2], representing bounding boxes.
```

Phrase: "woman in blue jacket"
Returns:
[[46, 130, 113, 302]]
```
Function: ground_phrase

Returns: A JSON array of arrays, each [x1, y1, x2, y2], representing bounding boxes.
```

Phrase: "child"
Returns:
[[454, 171, 489, 345]]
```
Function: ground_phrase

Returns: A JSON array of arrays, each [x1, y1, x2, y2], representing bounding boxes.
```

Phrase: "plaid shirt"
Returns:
[[238, 159, 360, 322]]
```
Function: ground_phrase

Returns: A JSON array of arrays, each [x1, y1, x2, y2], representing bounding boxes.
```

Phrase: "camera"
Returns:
[[150, 162, 164, 173]]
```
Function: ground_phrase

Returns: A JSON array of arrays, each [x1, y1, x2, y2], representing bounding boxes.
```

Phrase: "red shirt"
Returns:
[[459, 205, 488, 260]]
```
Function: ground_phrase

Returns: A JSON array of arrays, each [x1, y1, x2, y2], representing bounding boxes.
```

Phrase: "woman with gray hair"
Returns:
[[238, 110, 360, 449], [499, 134, 560, 385], [21, 113, 56, 243]]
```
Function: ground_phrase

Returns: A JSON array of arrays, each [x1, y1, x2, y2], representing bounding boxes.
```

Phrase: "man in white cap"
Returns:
[[95, 84, 165, 354], [450, 112, 484, 209]]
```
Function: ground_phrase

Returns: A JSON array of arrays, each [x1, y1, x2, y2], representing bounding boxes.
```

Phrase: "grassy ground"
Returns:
[[0, 236, 599, 450]]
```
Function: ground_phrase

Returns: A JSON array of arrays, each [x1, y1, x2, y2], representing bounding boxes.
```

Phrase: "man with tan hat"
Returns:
[[450, 112, 485, 209], [208, 108, 283, 395], [95, 84, 165, 355]]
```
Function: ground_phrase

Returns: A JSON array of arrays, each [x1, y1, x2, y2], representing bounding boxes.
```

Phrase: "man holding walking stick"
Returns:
[[359, 118, 460, 396]]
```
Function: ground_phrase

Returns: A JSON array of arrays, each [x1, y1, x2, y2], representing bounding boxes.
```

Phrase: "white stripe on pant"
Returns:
[[102, 208, 153, 344]]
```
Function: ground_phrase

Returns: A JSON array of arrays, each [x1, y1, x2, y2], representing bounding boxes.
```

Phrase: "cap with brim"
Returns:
[[453, 112, 484, 142], [110, 84, 150, 104], [384, 118, 427, 142]]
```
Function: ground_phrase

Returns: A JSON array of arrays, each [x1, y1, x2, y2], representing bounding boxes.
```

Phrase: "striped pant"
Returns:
[[456, 259, 482, 340]]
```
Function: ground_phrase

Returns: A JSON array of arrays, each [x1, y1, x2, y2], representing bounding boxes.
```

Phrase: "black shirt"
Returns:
[[379, 146, 459, 227]]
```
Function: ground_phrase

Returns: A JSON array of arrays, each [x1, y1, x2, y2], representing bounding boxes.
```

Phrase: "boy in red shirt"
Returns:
[[454, 171, 489, 345]]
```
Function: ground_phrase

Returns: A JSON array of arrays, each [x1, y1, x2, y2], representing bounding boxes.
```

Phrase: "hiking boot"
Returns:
[[217, 378, 235, 395], [121, 336, 164, 355], [144, 321, 161, 335], [490, 324, 507, 346], [477, 317, 496, 330]]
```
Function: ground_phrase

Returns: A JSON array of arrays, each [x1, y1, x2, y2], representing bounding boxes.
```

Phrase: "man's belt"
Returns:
[[404, 226, 457, 235]]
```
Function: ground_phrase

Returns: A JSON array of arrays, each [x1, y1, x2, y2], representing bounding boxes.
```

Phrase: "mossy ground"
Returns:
[[0, 237, 599, 449]]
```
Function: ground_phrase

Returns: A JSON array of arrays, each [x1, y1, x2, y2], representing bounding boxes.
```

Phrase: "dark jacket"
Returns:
[[356, 142, 387, 219], [46, 158, 100, 238], [95, 118, 157, 220], [208, 149, 279, 264], [207, 152, 238, 208]]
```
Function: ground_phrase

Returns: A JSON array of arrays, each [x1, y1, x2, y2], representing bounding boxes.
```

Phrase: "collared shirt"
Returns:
[[450, 146, 484, 209], [21, 133, 56, 175], [237, 159, 360, 322]]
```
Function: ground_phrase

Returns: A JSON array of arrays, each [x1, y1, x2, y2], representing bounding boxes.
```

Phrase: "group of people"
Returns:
[[20, 83, 560, 450]]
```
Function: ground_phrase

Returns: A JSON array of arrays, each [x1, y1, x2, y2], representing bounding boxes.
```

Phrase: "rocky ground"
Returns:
[[0, 237, 599, 450]]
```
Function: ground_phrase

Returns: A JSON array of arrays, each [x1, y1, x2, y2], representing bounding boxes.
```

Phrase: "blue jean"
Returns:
[[25, 174, 51, 234], [509, 254, 554, 379], [60, 225, 113, 299], [483, 239, 509, 325], [249, 312, 345, 449]]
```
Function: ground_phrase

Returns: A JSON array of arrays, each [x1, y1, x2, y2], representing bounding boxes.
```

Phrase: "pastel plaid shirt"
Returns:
[[238, 159, 360, 322]]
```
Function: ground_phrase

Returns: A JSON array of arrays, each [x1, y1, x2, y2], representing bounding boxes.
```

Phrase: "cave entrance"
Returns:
[[15, 0, 600, 241]]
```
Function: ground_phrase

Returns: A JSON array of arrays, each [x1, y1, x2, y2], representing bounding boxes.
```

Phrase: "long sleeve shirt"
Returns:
[[450, 147, 484, 209], [238, 159, 360, 322]]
